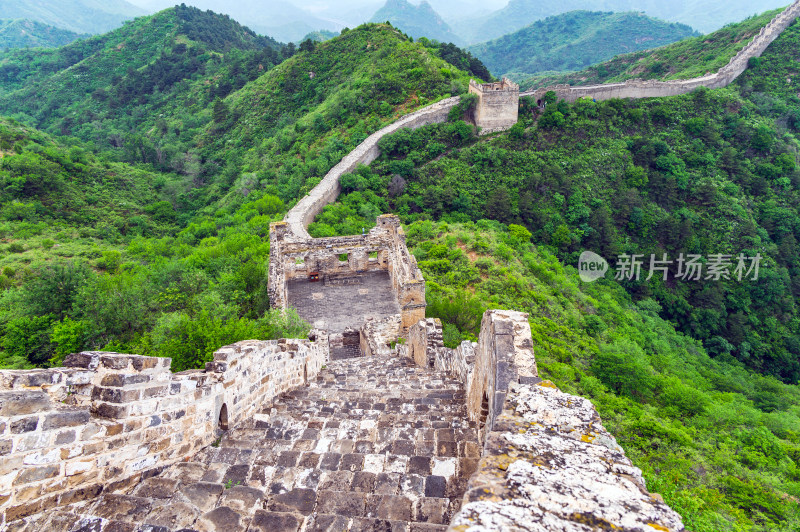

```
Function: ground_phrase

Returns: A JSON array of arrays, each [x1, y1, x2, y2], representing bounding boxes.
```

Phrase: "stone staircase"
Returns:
[[24, 355, 480, 532]]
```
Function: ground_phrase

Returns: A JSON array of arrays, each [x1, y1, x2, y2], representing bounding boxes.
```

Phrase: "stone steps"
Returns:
[[21, 355, 479, 531]]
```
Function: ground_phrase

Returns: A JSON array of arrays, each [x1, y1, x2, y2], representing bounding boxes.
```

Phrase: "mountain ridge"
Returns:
[[469, 10, 699, 80]]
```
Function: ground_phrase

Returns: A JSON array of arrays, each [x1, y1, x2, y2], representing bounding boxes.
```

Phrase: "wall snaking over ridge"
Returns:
[[522, 0, 800, 103]]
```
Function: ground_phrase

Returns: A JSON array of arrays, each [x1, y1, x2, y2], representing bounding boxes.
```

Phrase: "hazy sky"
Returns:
[[125, 0, 510, 21]]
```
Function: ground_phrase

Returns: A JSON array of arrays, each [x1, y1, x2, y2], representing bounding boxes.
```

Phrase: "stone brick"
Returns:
[[194, 506, 242, 531], [267, 488, 317, 515], [249, 510, 303, 532], [316, 490, 365, 517], [14, 465, 60, 485], [180, 482, 224, 512], [100, 374, 150, 387], [58, 483, 103, 506], [42, 409, 90, 430], [91, 387, 142, 404], [0, 391, 51, 416], [10, 417, 39, 434], [92, 402, 129, 419]]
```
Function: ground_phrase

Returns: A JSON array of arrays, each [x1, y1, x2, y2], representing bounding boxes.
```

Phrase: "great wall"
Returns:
[[1, 2, 799, 530]]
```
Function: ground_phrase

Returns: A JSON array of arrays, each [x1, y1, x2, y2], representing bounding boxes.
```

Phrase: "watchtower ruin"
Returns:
[[468, 77, 520, 134]]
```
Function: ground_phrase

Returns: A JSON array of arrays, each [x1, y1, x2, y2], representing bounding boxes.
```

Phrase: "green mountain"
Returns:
[[300, 30, 339, 43], [0, 19, 88, 49], [370, 0, 462, 44], [0, 0, 145, 35], [523, 8, 781, 89], [452, 0, 787, 44], [469, 11, 699, 80], [0, 20, 482, 370], [0, 5, 285, 176]]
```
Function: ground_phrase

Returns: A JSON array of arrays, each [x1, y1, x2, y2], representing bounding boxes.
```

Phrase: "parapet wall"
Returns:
[[403, 311, 686, 531], [0, 333, 327, 526], [284, 97, 460, 240], [523, 0, 800, 104], [269, 214, 426, 331]]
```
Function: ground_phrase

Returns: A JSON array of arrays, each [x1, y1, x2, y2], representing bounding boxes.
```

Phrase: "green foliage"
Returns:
[[0, 19, 87, 50], [469, 11, 698, 80]]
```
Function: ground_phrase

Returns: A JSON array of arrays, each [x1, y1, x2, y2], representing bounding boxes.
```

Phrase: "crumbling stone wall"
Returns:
[[468, 78, 520, 134], [359, 315, 402, 357], [0, 332, 327, 527], [269, 214, 426, 332], [400, 317, 446, 369], [404, 311, 685, 531], [523, 0, 800, 104]]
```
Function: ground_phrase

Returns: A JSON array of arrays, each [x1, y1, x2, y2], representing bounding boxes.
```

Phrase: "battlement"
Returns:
[[468, 77, 519, 93], [468, 77, 520, 134]]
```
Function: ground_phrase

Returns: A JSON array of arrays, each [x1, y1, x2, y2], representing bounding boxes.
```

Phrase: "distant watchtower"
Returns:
[[468, 77, 519, 134]]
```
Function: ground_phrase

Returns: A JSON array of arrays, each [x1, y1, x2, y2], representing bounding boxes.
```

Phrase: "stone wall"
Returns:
[[359, 315, 402, 358], [283, 97, 460, 240], [523, 0, 800, 104], [0, 332, 327, 527], [400, 317, 446, 369], [404, 311, 686, 531], [468, 78, 520, 134], [269, 214, 426, 332]]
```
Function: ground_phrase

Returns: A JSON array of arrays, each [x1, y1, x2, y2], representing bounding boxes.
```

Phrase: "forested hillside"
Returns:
[[0, 5, 285, 177], [0, 20, 87, 49], [0, 19, 483, 374], [469, 11, 698, 80], [524, 8, 781, 89], [452, 0, 786, 43]]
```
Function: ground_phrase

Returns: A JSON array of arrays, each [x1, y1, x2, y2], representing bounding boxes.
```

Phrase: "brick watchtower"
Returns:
[[468, 77, 520, 134]]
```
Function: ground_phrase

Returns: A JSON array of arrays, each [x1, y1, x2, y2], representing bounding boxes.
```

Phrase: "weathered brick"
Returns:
[[100, 373, 150, 388], [92, 402, 129, 420], [42, 410, 90, 430], [91, 387, 142, 404], [10, 416, 39, 434], [131, 356, 160, 371], [14, 465, 60, 485], [105, 423, 124, 436], [100, 355, 136, 370], [0, 391, 51, 416], [55, 430, 77, 445], [62, 352, 99, 369], [58, 483, 103, 506], [0, 439, 12, 455], [142, 385, 168, 398]]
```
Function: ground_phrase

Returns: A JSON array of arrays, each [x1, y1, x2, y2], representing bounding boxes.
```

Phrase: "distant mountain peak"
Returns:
[[370, 0, 461, 43]]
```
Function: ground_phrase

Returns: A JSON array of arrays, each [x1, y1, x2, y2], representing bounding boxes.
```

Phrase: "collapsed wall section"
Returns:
[[0, 332, 327, 527], [523, 0, 800, 104], [402, 312, 685, 531], [269, 214, 426, 333]]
